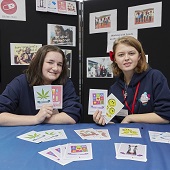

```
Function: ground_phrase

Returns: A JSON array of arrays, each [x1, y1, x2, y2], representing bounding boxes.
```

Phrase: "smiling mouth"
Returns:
[[49, 72, 57, 75]]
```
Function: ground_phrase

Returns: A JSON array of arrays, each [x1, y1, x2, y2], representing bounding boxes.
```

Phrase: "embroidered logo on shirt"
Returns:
[[139, 92, 150, 105]]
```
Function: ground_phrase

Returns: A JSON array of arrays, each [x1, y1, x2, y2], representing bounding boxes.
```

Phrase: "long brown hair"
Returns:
[[24, 45, 68, 86], [111, 36, 148, 76]]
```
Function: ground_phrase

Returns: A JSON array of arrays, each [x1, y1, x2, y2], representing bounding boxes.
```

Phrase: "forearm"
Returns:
[[0, 112, 38, 126], [44, 112, 76, 124], [121, 113, 170, 124]]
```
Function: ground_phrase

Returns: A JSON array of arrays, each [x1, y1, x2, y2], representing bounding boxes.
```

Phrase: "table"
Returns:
[[0, 123, 170, 170]]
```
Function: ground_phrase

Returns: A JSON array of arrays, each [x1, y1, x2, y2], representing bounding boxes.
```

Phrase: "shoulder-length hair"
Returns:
[[111, 36, 148, 76], [24, 45, 68, 86]]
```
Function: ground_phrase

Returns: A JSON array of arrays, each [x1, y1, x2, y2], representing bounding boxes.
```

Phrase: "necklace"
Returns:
[[122, 82, 140, 114], [124, 83, 128, 99]]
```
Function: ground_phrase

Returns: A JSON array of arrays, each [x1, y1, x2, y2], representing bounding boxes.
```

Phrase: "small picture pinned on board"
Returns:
[[128, 2, 162, 30], [0, 0, 26, 21], [87, 57, 113, 78], [10, 43, 42, 65], [47, 24, 76, 46], [89, 9, 117, 34]]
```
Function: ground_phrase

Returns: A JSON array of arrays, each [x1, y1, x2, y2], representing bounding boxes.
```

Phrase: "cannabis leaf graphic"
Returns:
[[37, 89, 50, 100], [25, 133, 40, 139], [45, 132, 55, 136]]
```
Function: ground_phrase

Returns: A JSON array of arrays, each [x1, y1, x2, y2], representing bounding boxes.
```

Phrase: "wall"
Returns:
[[0, 0, 80, 95], [82, 0, 170, 122]]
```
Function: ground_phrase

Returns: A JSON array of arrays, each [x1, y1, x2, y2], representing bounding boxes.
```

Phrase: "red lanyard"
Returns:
[[122, 82, 140, 114]]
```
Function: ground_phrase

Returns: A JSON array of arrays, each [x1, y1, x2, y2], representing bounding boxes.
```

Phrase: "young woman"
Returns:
[[93, 36, 170, 125], [0, 45, 82, 126]]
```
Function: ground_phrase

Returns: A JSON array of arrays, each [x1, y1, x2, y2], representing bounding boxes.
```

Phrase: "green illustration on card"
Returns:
[[37, 89, 50, 100], [45, 132, 55, 136], [25, 133, 40, 139], [121, 128, 138, 135]]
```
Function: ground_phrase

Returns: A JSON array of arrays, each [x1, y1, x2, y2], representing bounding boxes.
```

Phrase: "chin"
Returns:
[[50, 76, 59, 81]]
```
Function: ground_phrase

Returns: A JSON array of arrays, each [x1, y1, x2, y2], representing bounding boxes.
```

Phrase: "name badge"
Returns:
[[116, 109, 128, 117]]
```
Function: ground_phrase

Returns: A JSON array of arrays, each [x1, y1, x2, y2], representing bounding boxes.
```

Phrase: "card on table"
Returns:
[[95, 129, 111, 140], [17, 129, 67, 143], [74, 128, 111, 140], [119, 128, 141, 138], [115, 143, 147, 162], [50, 144, 80, 162], [40, 143, 93, 165], [38, 129, 67, 142], [39, 148, 72, 166], [74, 128, 103, 140], [63, 143, 93, 160], [49, 145, 63, 159], [148, 131, 170, 143], [17, 130, 45, 143]]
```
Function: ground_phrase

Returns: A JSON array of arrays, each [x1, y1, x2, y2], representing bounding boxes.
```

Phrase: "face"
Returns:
[[23, 54, 28, 60], [42, 51, 63, 85], [114, 43, 140, 74], [25, 47, 31, 54], [55, 27, 61, 36]]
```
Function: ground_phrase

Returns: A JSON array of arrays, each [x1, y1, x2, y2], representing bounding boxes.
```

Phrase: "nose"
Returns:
[[52, 64, 58, 71], [124, 53, 129, 60]]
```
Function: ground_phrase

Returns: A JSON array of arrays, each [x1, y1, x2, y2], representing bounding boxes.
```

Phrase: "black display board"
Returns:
[[0, 0, 80, 96], [82, 0, 170, 123]]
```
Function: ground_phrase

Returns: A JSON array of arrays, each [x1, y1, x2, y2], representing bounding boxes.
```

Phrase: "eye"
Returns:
[[58, 63, 63, 67], [47, 61, 53, 64], [118, 53, 124, 57], [129, 52, 135, 56]]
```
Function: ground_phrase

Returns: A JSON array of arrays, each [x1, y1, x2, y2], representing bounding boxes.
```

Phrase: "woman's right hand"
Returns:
[[93, 110, 105, 126], [35, 104, 53, 124]]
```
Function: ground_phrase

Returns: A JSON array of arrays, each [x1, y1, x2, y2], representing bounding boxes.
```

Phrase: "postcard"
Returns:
[[88, 89, 108, 115], [33, 85, 63, 110], [103, 93, 124, 124]]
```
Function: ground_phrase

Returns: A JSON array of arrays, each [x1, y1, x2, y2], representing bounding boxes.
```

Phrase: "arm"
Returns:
[[0, 113, 38, 126], [44, 109, 76, 124], [0, 104, 54, 126], [121, 112, 170, 124], [56, 79, 82, 123]]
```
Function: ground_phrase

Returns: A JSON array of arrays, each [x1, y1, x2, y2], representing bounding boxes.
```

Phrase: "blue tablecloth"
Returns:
[[0, 123, 170, 170]]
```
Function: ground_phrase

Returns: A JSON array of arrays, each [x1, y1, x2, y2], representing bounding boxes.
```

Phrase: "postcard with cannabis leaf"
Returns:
[[33, 85, 63, 110], [33, 85, 53, 110], [17, 130, 45, 143]]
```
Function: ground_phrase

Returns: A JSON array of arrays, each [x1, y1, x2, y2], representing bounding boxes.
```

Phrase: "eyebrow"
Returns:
[[117, 50, 136, 53]]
